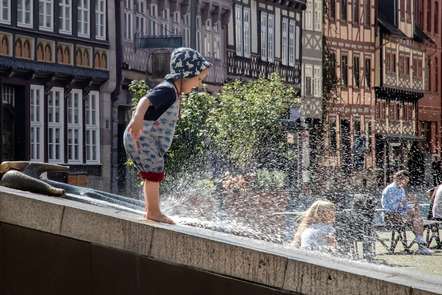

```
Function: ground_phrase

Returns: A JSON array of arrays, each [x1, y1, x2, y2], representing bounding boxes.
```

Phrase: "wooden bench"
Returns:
[[375, 219, 442, 254]]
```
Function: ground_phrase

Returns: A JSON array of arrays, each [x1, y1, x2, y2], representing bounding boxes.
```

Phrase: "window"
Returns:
[[386, 51, 396, 74], [196, 16, 201, 53], [341, 55, 348, 87], [353, 56, 360, 88], [435, 2, 439, 34], [314, 66, 321, 97], [436, 57, 439, 92], [341, 0, 347, 21], [427, 0, 431, 32], [213, 22, 221, 60], [364, 0, 370, 26], [364, 58, 371, 88], [183, 13, 190, 47], [161, 8, 169, 36], [172, 11, 180, 36], [400, 0, 405, 21], [329, 118, 337, 153], [59, 0, 71, 33], [48, 88, 64, 163], [18, 0, 32, 27], [314, 0, 322, 31], [68, 90, 83, 163], [416, 0, 423, 28], [330, 0, 336, 20], [282, 18, 288, 65], [353, 0, 359, 24], [78, 0, 90, 37], [305, 65, 312, 96], [406, 0, 411, 23], [235, 5, 243, 56], [305, 0, 312, 30], [148, 4, 157, 36], [295, 16, 300, 61], [428, 60, 432, 91], [289, 20, 296, 66], [136, 2, 146, 36], [85, 91, 100, 163], [204, 19, 212, 58], [95, 0, 106, 39], [30, 85, 44, 161], [260, 11, 274, 62], [243, 7, 251, 58], [261, 12, 267, 60], [39, 0, 53, 31], [235, 4, 251, 58]]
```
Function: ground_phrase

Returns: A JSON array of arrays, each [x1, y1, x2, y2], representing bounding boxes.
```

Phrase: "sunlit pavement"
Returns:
[[351, 231, 442, 277]]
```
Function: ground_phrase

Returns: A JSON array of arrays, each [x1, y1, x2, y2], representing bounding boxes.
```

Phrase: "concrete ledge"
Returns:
[[0, 186, 441, 295]]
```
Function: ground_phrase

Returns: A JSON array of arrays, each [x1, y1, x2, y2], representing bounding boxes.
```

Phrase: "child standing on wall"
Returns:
[[123, 47, 212, 224], [292, 200, 337, 255]]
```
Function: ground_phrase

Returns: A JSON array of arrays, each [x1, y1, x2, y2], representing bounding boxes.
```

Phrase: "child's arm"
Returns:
[[127, 96, 153, 140]]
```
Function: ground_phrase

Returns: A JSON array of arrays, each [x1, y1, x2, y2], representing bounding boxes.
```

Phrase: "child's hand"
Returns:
[[128, 119, 143, 140]]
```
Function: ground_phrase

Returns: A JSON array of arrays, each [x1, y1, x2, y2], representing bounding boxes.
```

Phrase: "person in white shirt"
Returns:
[[292, 200, 337, 255]]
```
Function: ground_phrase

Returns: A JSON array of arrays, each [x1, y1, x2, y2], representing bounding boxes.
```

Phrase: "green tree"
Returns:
[[210, 73, 299, 173]]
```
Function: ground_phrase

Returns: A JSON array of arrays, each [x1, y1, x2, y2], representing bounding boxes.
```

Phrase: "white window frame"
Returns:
[[196, 16, 201, 53], [213, 21, 221, 60], [0, 0, 10, 24], [39, 0, 53, 31], [305, 0, 313, 30], [314, 0, 322, 31], [172, 11, 180, 35], [2, 85, 14, 106], [30, 85, 44, 161], [204, 19, 212, 58], [282, 18, 289, 65], [17, 0, 32, 28], [268, 14, 274, 63], [183, 13, 190, 47], [95, 0, 106, 40], [235, 4, 243, 56], [314, 65, 322, 97], [85, 91, 100, 164], [78, 0, 90, 37], [295, 15, 300, 60], [243, 7, 251, 58], [261, 12, 267, 61], [48, 87, 64, 163], [289, 20, 296, 66], [161, 8, 169, 36], [304, 65, 313, 96], [67, 90, 83, 163], [59, 0, 71, 34], [124, 3, 134, 40], [136, 9, 146, 36], [148, 4, 157, 36]]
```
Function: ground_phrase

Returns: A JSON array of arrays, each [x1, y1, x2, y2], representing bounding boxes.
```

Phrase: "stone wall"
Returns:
[[0, 187, 441, 295]]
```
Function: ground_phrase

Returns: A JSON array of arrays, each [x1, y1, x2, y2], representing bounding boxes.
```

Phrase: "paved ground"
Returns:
[[353, 231, 442, 277]]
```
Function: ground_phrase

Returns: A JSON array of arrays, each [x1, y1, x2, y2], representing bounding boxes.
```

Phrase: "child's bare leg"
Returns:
[[143, 180, 175, 224]]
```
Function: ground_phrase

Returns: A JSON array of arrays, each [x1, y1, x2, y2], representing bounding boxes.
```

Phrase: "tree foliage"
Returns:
[[210, 73, 298, 172]]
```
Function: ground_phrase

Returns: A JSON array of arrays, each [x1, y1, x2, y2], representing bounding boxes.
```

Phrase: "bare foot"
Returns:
[[144, 212, 175, 224]]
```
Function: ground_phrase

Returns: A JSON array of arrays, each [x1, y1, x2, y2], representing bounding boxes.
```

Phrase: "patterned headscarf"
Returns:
[[164, 47, 212, 80]]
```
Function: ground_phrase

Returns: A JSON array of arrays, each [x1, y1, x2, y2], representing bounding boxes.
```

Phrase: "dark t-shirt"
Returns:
[[143, 81, 178, 121]]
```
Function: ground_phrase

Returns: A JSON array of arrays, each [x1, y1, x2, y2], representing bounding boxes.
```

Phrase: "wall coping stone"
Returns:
[[0, 186, 441, 295]]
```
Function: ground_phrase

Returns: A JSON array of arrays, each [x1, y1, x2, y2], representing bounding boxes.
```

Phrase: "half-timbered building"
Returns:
[[322, 0, 377, 191], [374, 0, 432, 186], [0, 0, 114, 191]]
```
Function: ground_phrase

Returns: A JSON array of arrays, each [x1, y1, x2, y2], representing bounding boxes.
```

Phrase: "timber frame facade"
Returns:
[[374, 0, 432, 186], [322, 0, 377, 191], [227, 0, 306, 89], [0, 0, 114, 191]]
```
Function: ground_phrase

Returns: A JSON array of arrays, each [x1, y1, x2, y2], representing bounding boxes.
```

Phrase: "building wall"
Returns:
[[0, 0, 114, 191], [322, 0, 377, 190]]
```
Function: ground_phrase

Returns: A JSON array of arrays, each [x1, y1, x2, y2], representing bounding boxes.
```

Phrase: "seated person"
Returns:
[[292, 200, 337, 255], [427, 185, 442, 221], [381, 170, 432, 255]]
